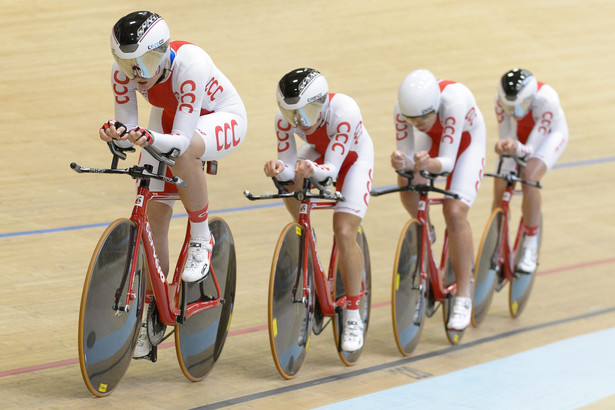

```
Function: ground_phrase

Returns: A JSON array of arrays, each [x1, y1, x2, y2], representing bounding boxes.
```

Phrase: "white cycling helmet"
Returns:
[[276, 68, 328, 128], [110, 11, 171, 79], [398, 69, 441, 118], [497, 68, 537, 118]]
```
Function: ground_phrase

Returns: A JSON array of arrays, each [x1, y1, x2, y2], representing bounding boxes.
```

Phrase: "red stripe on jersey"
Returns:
[[438, 80, 456, 91], [334, 151, 359, 192], [516, 82, 545, 144], [423, 80, 458, 157], [148, 40, 213, 134]]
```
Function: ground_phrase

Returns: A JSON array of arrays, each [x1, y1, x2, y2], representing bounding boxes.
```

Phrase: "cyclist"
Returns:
[[263, 68, 374, 352], [494, 68, 568, 273], [390, 69, 486, 331], [98, 11, 247, 357]]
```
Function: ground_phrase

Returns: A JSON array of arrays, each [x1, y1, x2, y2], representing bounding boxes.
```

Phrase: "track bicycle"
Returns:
[[244, 177, 371, 379], [472, 155, 542, 325], [371, 170, 465, 357], [71, 142, 236, 397]]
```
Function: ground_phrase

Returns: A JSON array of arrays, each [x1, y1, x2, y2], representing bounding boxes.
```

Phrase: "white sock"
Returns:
[[190, 220, 211, 240], [346, 308, 361, 322]]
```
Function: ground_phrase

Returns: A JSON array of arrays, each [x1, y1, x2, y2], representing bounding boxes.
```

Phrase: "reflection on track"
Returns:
[[196, 306, 615, 410]]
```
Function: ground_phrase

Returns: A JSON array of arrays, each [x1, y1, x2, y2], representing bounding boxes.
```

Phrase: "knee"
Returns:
[[334, 224, 358, 249], [443, 202, 469, 231]]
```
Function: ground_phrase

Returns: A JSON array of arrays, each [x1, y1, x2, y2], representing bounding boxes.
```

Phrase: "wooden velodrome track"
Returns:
[[1, 0, 614, 408]]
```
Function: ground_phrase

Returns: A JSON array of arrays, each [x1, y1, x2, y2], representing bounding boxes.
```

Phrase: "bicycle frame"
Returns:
[[74, 143, 225, 327], [245, 177, 365, 318], [491, 176, 529, 285], [296, 199, 366, 317], [487, 155, 542, 285], [117, 183, 224, 326], [415, 193, 456, 301]]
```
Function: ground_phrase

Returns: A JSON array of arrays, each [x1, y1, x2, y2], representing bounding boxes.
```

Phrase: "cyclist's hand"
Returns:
[[128, 127, 154, 147], [391, 150, 410, 170], [413, 151, 431, 171], [495, 139, 517, 156], [264, 160, 285, 177], [99, 120, 127, 142], [295, 159, 315, 178]]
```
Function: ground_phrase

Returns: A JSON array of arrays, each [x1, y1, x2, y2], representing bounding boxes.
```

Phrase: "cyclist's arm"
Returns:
[[434, 89, 467, 173], [519, 87, 562, 159], [147, 47, 208, 155], [393, 101, 415, 169], [274, 111, 299, 181], [111, 64, 139, 149], [310, 95, 362, 181]]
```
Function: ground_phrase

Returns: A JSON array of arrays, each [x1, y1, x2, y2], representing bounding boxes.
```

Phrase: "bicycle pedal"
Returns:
[[425, 291, 437, 318], [133, 345, 157, 362], [147, 345, 158, 363], [147, 304, 167, 346], [312, 303, 325, 335], [513, 268, 534, 276]]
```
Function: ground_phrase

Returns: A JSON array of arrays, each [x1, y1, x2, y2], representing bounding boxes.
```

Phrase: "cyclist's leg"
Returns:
[[442, 140, 483, 330], [178, 112, 246, 282], [443, 138, 483, 299], [442, 199, 473, 298], [333, 149, 372, 352], [333, 212, 364, 298], [520, 158, 547, 227], [146, 200, 173, 275]]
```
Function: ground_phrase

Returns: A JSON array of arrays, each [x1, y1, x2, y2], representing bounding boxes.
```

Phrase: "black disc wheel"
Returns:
[[176, 217, 237, 381], [267, 223, 312, 379], [78, 219, 146, 397], [472, 208, 504, 326], [391, 219, 426, 357]]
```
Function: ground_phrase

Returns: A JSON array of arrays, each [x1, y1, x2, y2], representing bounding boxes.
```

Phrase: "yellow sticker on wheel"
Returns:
[[98, 383, 107, 393], [272, 317, 278, 337], [395, 273, 400, 291], [295, 226, 302, 235], [511, 301, 518, 315], [358, 226, 362, 234]]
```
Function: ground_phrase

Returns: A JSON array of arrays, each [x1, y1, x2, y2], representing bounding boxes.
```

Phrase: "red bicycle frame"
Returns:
[[494, 181, 527, 283], [415, 194, 456, 301], [297, 199, 365, 317], [120, 183, 223, 326]]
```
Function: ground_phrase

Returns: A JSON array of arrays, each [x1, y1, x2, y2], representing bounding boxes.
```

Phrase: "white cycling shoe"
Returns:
[[133, 324, 151, 359], [447, 296, 472, 331], [341, 310, 364, 352], [516, 239, 538, 273], [182, 236, 215, 283]]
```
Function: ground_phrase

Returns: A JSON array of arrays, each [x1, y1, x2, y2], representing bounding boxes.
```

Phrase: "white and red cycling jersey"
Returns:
[[109, 40, 247, 193], [494, 81, 568, 172], [274, 93, 374, 218], [394, 80, 486, 207]]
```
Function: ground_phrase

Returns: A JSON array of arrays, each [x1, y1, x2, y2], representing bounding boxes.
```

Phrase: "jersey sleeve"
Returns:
[[111, 64, 139, 149], [393, 101, 415, 167], [435, 86, 468, 173], [274, 111, 298, 181], [149, 45, 209, 155], [494, 94, 515, 141], [311, 95, 363, 181], [522, 85, 562, 155]]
